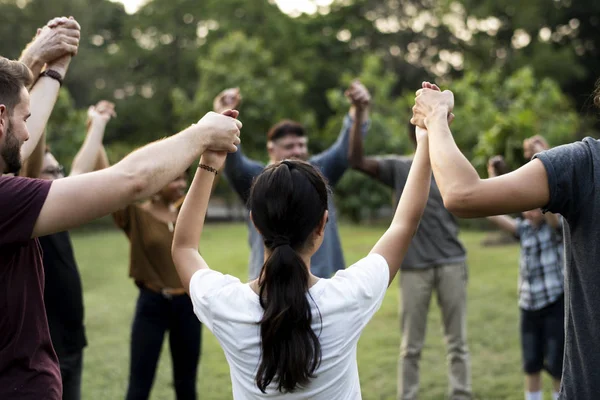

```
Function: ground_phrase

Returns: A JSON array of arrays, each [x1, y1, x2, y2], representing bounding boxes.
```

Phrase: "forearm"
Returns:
[[94, 146, 110, 171], [172, 165, 214, 288], [370, 137, 431, 283], [20, 130, 46, 178], [18, 53, 44, 88], [427, 108, 481, 212], [114, 126, 208, 201], [71, 120, 108, 175], [391, 139, 431, 230], [348, 108, 365, 166], [20, 76, 61, 162], [173, 166, 214, 251]]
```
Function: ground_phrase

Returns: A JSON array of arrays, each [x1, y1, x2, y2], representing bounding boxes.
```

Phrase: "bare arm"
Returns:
[[21, 70, 64, 163], [95, 146, 110, 170], [20, 130, 46, 178], [32, 112, 242, 238], [71, 104, 115, 176], [425, 108, 550, 217], [348, 104, 379, 178], [346, 81, 379, 177], [370, 128, 431, 285], [19, 17, 80, 87], [172, 158, 217, 291], [486, 215, 518, 235]]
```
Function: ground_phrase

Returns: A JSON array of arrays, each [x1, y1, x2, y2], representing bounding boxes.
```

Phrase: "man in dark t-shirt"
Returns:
[[0, 176, 58, 397], [19, 100, 116, 400], [413, 82, 600, 399], [0, 53, 242, 400]]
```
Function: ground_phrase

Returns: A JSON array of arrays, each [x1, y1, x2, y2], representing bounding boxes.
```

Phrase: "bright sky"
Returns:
[[111, 0, 333, 15]]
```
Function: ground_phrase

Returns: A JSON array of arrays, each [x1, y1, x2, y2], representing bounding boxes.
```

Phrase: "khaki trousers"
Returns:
[[398, 263, 471, 400]]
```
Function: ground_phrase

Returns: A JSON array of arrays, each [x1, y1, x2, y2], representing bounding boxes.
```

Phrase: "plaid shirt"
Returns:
[[515, 217, 565, 311]]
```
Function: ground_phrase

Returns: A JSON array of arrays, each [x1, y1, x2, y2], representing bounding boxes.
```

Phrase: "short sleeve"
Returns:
[[375, 156, 411, 190], [331, 253, 389, 321], [534, 138, 596, 220], [112, 204, 136, 232], [189, 268, 241, 331], [0, 176, 51, 245]]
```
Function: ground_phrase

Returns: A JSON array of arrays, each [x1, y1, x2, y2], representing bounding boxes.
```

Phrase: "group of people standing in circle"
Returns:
[[1, 14, 598, 400]]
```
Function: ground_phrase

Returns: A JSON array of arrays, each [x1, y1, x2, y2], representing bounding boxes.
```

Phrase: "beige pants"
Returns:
[[398, 263, 471, 400]]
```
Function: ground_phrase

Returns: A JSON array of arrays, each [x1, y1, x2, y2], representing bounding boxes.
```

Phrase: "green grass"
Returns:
[[71, 223, 550, 399]]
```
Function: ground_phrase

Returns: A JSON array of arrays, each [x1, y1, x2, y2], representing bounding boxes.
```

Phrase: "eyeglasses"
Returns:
[[41, 165, 65, 177]]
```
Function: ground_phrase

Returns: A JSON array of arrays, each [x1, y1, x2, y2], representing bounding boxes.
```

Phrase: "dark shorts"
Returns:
[[520, 295, 565, 378]]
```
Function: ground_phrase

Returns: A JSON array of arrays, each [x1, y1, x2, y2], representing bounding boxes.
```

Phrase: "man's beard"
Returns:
[[1, 126, 22, 174]]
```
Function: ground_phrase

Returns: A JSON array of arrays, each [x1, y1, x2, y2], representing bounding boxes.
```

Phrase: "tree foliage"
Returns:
[[0, 0, 597, 221]]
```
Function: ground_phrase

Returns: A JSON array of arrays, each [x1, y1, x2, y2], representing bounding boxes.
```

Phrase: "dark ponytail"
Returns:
[[248, 160, 329, 393]]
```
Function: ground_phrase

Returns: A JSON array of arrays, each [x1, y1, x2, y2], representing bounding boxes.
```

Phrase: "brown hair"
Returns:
[[267, 120, 305, 142], [0, 57, 33, 115]]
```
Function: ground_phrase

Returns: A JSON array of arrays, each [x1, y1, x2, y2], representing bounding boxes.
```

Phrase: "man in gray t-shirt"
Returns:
[[349, 123, 470, 400], [215, 83, 371, 280], [414, 83, 600, 400]]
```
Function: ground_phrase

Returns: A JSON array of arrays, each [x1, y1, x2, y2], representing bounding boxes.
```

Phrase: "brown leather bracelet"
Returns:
[[39, 69, 63, 86]]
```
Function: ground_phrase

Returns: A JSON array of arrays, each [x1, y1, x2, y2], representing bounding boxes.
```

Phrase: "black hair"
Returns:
[[248, 160, 328, 393]]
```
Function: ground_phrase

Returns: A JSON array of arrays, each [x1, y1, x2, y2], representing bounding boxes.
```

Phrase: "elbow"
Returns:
[[121, 165, 151, 202], [442, 186, 477, 218]]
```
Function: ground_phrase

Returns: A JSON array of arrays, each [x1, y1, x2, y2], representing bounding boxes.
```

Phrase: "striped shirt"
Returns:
[[515, 218, 564, 311]]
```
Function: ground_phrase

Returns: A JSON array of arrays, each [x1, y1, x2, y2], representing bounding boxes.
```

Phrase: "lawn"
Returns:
[[71, 223, 544, 399]]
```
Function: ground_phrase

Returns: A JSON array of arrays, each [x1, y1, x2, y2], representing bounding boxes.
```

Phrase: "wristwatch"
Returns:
[[39, 69, 63, 86]]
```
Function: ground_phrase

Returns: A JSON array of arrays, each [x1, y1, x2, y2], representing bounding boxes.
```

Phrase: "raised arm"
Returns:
[[20, 18, 80, 162], [312, 81, 371, 186], [412, 85, 549, 218], [19, 17, 80, 87], [172, 151, 227, 291], [172, 110, 241, 290], [347, 80, 379, 178], [19, 130, 46, 178], [370, 127, 431, 285], [214, 88, 263, 200], [70, 101, 115, 176], [32, 111, 242, 238]]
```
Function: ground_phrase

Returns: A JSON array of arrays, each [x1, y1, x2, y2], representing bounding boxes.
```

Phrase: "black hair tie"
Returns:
[[270, 236, 291, 248]]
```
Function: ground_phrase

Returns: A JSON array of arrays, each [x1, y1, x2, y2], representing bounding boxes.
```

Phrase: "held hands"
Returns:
[[345, 80, 371, 118], [21, 16, 81, 74], [196, 109, 242, 155], [213, 88, 242, 114], [411, 82, 455, 129], [523, 135, 549, 159], [88, 100, 116, 125]]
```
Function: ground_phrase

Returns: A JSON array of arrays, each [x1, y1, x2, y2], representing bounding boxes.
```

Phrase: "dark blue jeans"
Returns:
[[126, 287, 202, 400]]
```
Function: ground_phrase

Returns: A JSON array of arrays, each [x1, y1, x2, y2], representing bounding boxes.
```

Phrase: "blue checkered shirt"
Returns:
[[515, 218, 565, 311]]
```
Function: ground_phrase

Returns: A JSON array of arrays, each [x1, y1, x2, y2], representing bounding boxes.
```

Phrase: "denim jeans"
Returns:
[[126, 287, 202, 400]]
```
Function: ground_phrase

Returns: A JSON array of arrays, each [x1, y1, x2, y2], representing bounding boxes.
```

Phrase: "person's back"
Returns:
[[190, 254, 387, 398], [172, 126, 433, 398]]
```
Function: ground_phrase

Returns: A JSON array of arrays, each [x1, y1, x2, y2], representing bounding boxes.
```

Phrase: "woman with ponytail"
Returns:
[[172, 109, 433, 398]]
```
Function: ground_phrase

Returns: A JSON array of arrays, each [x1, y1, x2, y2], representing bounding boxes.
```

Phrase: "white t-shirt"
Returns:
[[189, 253, 389, 399]]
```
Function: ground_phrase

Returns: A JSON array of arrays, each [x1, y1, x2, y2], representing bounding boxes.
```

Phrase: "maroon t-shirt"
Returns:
[[0, 176, 61, 399]]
